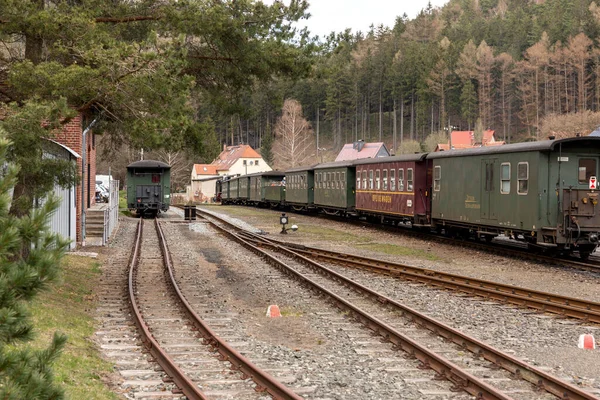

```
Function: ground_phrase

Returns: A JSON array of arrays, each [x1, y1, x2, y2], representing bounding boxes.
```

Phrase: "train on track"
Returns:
[[126, 160, 171, 217], [217, 136, 600, 259]]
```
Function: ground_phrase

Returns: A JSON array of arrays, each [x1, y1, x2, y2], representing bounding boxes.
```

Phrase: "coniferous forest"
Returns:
[[216, 0, 600, 161]]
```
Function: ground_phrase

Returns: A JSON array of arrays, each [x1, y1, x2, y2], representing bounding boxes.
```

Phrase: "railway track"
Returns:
[[195, 208, 600, 400], [317, 213, 600, 274], [128, 217, 302, 399]]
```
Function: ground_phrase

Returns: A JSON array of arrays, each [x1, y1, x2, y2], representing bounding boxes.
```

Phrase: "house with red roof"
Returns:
[[189, 144, 272, 202], [335, 140, 390, 162], [435, 130, 504, 151]]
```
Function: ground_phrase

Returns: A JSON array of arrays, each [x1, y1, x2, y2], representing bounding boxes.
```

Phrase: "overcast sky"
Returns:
[[263, 0, 449, 38]]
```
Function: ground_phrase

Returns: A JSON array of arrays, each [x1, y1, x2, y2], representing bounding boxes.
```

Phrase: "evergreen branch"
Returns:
[[94, 15, 161, 23], [189, 55, 235, 62]]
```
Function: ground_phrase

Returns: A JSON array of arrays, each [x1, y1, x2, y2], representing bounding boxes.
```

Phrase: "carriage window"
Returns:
[[362, 170, 367, 189], [517, 162, 528, 195], [434, 166, 441, 191], [407, 168, 414, 191], [336, 172, 340, 189], [369, 170, 374, 189], [356, 170, 361, 189], [375, 170, 381, 190], [501, 163, 510, 194], [390, 169, 396, 191], [383, 170, 388, 190], [152, 174, 160, 183], [579, 158, 596, 184], [341, 172, 345, 189], [399, 169, 405, 191], [317, 173, 321, 189]]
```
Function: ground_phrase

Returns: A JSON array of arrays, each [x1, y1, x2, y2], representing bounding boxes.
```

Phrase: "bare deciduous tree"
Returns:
[[272, 99, 315, 170]]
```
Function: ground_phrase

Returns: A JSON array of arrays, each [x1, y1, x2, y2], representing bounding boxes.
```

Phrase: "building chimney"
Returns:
[[353, 139, 365, 152], [548, 135, 556, 140], [223, 143, 227, 151]]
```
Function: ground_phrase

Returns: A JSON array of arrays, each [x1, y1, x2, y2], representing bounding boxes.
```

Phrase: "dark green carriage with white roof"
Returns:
[[126, 160, 171, 216], [313, 161, 356, 215], [248, 171, 286, 206], [285, 165, 316, 211], [428, 137, 600, 258]]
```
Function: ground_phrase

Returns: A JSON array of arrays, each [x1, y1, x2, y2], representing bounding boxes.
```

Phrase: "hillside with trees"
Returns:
[[211, 0, 600, 166]]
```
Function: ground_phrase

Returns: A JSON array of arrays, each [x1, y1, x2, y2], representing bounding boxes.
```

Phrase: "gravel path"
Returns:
[[194, 206, 600, 396], [96, 208, 600, 399]]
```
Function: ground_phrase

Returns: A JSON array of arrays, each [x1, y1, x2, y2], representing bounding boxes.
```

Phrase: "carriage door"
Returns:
[[481, 159, 498, 220]]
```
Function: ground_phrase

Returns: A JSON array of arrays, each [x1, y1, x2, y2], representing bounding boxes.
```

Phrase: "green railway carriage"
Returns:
[[285, 165, 316, 211], [229, 176, 239, 201], [238, 175, 250, 203], [220, 177, 231, 203], [313, 161, 356, 215], [428, 137, 600, 257], [248, 171, 286, 206], [126, 160, 171, 216]]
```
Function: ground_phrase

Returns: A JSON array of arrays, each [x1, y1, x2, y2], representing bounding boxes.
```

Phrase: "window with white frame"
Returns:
[[356, 170, 361, 189], [383, 169, 388, 190], [517, 162, 528, 195], [362, 170, 367, 189], [390, 169, 396, 191], [433, 166, 441, 191], [369, 170, 374, 189], [399, 169, 405, 191], [375, 169, 381, 190], [407, 168, 414, 191], [501, 163, 510, 194], [341, 172, 345, 189]]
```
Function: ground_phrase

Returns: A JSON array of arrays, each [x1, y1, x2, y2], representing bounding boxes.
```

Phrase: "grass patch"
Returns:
[[299, 224, 371, 244], [280, 307, 303, 317], [212, 205, 277, 218], [118, 189, 133, 217], [29, 255, 118, 400], [356, 242, 441, 261]]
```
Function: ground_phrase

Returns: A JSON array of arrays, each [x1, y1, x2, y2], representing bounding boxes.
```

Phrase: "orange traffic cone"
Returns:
[[266, 305, 281, 318], [578, 334, 596, 349]]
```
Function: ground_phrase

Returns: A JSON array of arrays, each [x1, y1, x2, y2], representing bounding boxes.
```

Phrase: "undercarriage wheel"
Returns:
[[578, 244, 596, 260]]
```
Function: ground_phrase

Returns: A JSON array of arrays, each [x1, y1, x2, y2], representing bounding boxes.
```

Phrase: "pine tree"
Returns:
[[0, 128, 69, 399], [260, 125, 275, 169]]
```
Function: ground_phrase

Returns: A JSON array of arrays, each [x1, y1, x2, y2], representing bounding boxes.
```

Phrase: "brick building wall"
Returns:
[[53, 113, 97, 244]]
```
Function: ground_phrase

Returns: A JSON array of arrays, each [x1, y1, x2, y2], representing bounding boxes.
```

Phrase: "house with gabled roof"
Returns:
[[335, 140, 390, 162], [189, 144, 272, 202], [212, 144, 272, 176], [435, 130, 505, 151]]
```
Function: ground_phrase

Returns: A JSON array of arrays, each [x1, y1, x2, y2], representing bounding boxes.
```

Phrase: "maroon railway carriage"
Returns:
[[354, 154, 431, 226]]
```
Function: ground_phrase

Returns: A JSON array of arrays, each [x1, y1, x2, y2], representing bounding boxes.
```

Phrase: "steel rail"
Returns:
[[241, 234, 600, 400], [154, 219, 303, 400], [196, 210, 599, 400], [127, 219, 208, 400], [201, 214, 517, 400], [237, 231, 600, 324]]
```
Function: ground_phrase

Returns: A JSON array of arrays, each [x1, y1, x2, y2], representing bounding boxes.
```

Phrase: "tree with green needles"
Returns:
[[0, 129, 70, 399]]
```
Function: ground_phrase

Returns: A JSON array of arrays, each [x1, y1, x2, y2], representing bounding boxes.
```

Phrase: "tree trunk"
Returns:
[[24, 0, 45, 65], [393, 97, 397, 153], [378, 87, 383, 141], [410, 94, 414, 141], [400, 96, 404, 147]]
